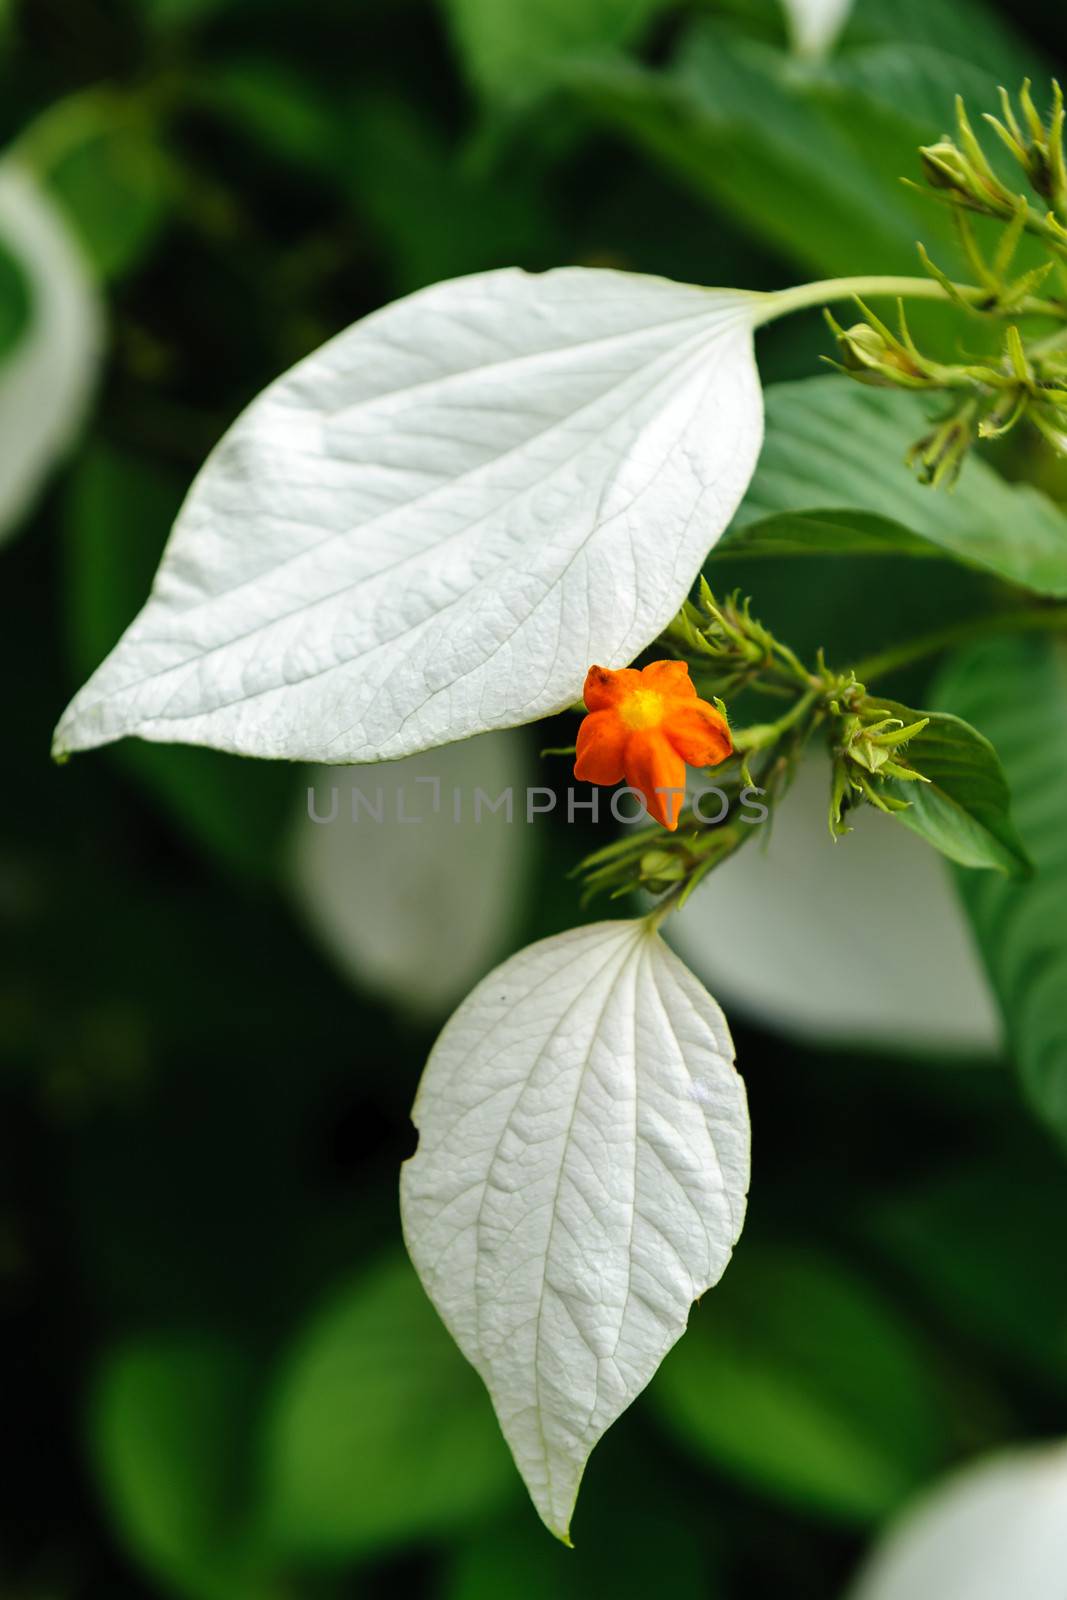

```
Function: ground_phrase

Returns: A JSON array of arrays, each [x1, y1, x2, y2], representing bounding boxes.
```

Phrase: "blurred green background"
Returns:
[[4, 0, 1067, 1595]]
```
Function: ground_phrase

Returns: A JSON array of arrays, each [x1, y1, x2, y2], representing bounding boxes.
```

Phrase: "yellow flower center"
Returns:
[[618, 688, 664, 731]]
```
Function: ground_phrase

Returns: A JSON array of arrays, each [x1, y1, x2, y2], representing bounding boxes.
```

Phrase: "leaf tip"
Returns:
[[50, 730, 71, 766]]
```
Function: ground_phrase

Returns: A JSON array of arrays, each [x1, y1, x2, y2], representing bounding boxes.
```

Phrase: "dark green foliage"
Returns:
[[3, 1, 1067, 1597], [936, 637, 1067, 1145]]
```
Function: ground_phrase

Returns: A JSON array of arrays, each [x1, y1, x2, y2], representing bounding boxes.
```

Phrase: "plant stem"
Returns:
[[754, 275, 1066, 326], [733, 687, 819, 752], [853, 606, 1067, 682], [645, 885, 685, 932]]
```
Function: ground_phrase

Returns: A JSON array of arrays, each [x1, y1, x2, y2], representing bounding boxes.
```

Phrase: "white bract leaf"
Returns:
[[400, 917, 750, 1541], [780, 0, 852, 58], [667, 758, 1000, 1054], [847, 1442, 1067, 1600], [288, 730, 534, 1018], [52, 267, 763, 763], [0, 160, 102, 546]]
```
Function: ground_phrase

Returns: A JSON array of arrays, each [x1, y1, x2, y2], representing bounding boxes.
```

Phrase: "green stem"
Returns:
[[733, 687, 819, 752], [770, 636, 817, 687], [754, 274, 1065, 327], [645, 886, 684, 932], [853, 606, 1067, 682]]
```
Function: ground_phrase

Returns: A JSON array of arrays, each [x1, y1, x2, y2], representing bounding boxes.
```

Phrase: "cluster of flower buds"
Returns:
[[579, 587, 954, 896], [825, 299, 997, 391], [982, 325, 1067, 455], [905, 403, 979, 489], [829, 300, 1067, 484], [920, 100, 1025, 222], [819, 81, 1067, 484], [826, 288, 1067, 483], [827, 683, 931, 838], [825, 82, 1067, 483], [919, 216, 1057, 317], [576, 812, 743, 904], [917, 85, 1067, 251], [986, 81, 1067, 219], [664, 579, 795, 696]]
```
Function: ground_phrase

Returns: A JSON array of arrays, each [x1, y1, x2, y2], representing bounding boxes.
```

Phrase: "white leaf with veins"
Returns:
[[52, 267, 763, 763], [0, 161, 102, 546], [400, 918, 749, 1541], [848, 1442, 1067, 1600]]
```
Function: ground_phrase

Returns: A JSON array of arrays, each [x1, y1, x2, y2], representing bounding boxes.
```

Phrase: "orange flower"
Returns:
[[574, 661, 733, 830]]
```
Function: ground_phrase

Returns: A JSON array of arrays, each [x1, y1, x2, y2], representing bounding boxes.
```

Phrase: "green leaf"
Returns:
[[63, 441, 299, 881], [839, 0, 1041, 83], [91, 1339, 269, 1600], [714, 508, 940, 561], [199, 70, 561, 292], [337, 97, 560, 292], [441, 0, 670, 104], [650, 1245, 950, 1523], [443, 1443, 713, 1595], [262, 1255, 515, 1558], [872, 698, 1030, 876], [21, 89, 169, 280], [198, 59, 341, 174], [934, 636, 1067, 1145], [822, 41, 1024, 136], [724, 379, 1067, 597], [572, 39, 920, 277], [571, 5, 1043, 278], [0, 228, 31, 364], [571, 20, 981, 276], [870, 1147, 1067, 1388]]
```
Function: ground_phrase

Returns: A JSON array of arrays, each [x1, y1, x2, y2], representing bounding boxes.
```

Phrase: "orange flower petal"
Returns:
[[582, 664, 642, 712], [625, 729, 687, 830], [640, 659, 696, 699], [662, 702, 733, 768], [574, 710, 628, 785]]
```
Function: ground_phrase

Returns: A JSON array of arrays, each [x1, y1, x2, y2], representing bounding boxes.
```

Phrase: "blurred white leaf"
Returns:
[[847, 1443, 1067, 1600], [0, 160, 102, 545], [288, 731, 533, 1018], [780, 0, 852, 58], [401, 918, 749, 1541], [53, 267, 763, 763], [667, 758, 1000, 1054]]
